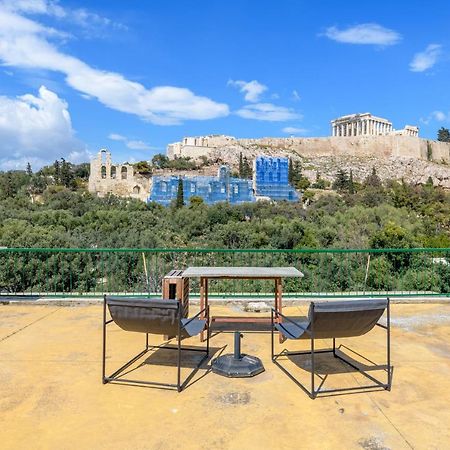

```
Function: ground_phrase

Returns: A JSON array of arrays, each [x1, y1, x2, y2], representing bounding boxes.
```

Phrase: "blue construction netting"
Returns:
[[149, 171, 255, 206], [253, 156, 299, 201]]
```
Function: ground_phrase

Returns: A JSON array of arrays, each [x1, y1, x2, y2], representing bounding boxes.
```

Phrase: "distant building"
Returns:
[[167, 135, 235, 160], [88, 149, 150, 202], [149, 165, 255, 206], [331, 113, 418, 137], [253, 156, 299, 202]]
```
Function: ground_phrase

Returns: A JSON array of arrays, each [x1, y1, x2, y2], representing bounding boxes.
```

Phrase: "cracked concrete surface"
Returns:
[[1, 303, 450, 449]]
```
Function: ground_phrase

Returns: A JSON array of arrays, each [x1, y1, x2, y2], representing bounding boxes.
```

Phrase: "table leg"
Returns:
[[276, 277, 284, 343], [200, 277, 208, 342]]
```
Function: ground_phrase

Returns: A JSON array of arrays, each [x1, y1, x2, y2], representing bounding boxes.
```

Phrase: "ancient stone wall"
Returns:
[[88, 149, 151, 202], [167, 135, 450, 165]]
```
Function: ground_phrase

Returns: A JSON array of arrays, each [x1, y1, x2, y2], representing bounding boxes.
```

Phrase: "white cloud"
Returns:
[[292, 90, 301, 102], [0, 7, 229, 125], [432, 111, 448, 121], [0, 85, 84, 170], [324, 23, 401, 46], [108, 133, 154, 151], [126, 140, 151, 151], [236, 103, 302, 122], [421, 110, 450, 124], [228, 79, 268, 102], [0, 0, 125, 32], [409, 44, 442, 72], [108, 133, 126, 141], [282, 126, 308, 135]]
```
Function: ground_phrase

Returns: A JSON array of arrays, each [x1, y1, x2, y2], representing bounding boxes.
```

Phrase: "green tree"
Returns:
[[26, 162, 33, 177], [332, 169, 349, 192], [288, 158, 294, 183], [437, 127, 450, 142], [60, 158, 75, 188], [133, 161, 152, 175], [348, 170, 355, 194], [53, 160, 60, 184], [152, 153, 169, 169], [175, 177, 184, 208], [364, 167, 382, 188], [189, 195, 204, 207], [241, 156, 252, 178], [3, 172, 14, 197]]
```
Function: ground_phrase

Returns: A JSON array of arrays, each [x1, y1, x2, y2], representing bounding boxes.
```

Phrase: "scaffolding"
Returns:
[[253, 156, 299, 201]]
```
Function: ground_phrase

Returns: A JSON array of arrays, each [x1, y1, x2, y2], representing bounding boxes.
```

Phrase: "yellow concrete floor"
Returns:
[[1, 303, 450, 450]]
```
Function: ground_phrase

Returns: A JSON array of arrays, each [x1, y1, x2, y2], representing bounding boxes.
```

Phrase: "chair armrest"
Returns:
[[181, 306, 208, 329], [271, 307, 310, 335]]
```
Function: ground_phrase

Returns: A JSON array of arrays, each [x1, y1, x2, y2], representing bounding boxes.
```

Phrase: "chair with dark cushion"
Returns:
[[271, 298, 391, 398], [102, 296, 209, 392]]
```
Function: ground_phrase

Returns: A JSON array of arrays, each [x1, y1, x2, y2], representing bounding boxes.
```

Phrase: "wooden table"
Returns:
[[182, 266, 304, 341]]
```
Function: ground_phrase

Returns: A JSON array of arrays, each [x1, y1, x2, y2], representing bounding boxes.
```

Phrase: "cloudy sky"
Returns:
[[0, 0, 449, 169]]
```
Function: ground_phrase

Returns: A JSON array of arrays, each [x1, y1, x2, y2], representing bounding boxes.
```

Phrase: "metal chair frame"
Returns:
[[102, 296, 210, 392], [271, 298, 391, 399]]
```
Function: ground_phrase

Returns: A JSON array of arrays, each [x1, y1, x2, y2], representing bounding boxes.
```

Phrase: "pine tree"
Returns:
[[364, 167, 382, 188], [26, 162, 32, 177], [242, 156, 252, 178], [176, 177, 184, 208], [332, 169, 349, 192], [291, 160, 302, 185], [53, 160, 60, 184], [60, 158, 75, 188], [238, 152, 243, 177], [288, 158, 294, 183], [349, 169, 355, 194], [4, 172, 14, 197], [437, 127, 450, 142]]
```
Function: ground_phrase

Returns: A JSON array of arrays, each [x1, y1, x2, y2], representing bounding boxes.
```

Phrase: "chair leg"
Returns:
[[102, 296, 107, 384], [310, 337, 315, 399], [177, 333, 182, 392], [332, 338, 336, 357], [206, 306, 210, 356], [386, 299, 391, 391]]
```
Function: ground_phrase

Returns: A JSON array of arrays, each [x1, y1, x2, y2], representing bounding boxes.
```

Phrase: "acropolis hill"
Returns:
[[166, 113, 450, 188]]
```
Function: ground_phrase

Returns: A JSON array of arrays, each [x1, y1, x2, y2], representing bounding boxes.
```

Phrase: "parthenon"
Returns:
[[331, 113, 393, 136]]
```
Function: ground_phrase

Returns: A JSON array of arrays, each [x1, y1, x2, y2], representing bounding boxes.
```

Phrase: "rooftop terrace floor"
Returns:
[[1, 303, 450, 449]]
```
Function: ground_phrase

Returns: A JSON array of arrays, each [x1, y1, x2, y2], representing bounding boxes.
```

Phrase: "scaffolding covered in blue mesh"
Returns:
[[253, 156, 298, 201], [149, 166, 255, 206]]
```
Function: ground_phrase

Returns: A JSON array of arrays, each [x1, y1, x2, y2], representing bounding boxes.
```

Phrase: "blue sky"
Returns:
[[0, 0, 449, 169]]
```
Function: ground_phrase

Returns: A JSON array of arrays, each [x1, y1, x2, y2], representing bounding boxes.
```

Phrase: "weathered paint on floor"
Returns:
[[1, 303, 450, 449]]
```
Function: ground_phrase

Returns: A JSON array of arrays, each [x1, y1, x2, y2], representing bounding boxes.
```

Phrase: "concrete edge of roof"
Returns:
[[2, 296, 450, 306]]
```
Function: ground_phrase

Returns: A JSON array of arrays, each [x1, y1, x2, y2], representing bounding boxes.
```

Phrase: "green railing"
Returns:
[[0, 247, 449, 299]]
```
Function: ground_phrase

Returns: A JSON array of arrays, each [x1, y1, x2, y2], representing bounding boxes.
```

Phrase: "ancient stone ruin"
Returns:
[[88, 149, 151, 202]]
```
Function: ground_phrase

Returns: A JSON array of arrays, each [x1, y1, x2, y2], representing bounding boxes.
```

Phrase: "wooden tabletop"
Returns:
[[182, 266, 304, 279]]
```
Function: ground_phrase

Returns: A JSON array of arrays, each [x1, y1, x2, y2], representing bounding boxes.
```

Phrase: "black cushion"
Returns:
[[276, 299, 388, 340], [106, 297, 180, 335], [275, 321, 308, 340]]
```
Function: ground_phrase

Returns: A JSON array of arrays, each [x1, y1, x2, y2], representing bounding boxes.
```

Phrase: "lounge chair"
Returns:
[[271, 298, 391, 398], [102, 296, 209, 392]]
